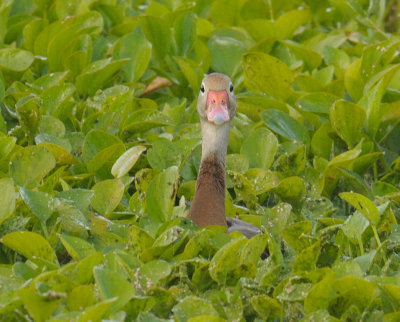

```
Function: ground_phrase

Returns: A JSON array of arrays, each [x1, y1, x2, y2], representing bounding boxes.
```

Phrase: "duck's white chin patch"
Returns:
[[212, 113, 226, 125]]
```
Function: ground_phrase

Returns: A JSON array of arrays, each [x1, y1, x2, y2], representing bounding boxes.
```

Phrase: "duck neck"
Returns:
[[188, 120, 230, 227]]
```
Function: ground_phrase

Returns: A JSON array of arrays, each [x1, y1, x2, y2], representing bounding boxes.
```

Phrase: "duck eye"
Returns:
[[229, 84, 234, 92], [200, 84, 205, 93]]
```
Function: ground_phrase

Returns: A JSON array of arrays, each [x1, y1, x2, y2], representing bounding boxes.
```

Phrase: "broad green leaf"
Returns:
[[59, 234, 96, 261], [304, 273, 335, 313], [40, 83, 75, 115], [262, 109, 310, 145], [311, 121, 333, 159], [113, 30, 151, 82], [147, 138, 199, 171], [226, 154, 250, 173], [243, 52, 294, 100], [274, 176, 306, 208], [39, 115, 66, 136], [56, 189, 94, 212], [297, 92, 338, 114], [0, 48, 34, 71], [330, 99, 365, 148], [174, 12, 197, 56], [379, 284, 400, 312], [276, 9, 311, 38], [344, 58, 363, 101], [251, 295, 282, 319], [93, 266, 135, 311], [172, 296, 218, 321], [244, 19, 281, 41], [341, 211, 369, 246], [87, 143, 125, 178], [46, 12, 102, 71], [358, 78, 387, 139], [75, 58, 129, 96], [19, 187, 53, 224], [146, 166, 180, 223], [9, 145, 56, 188], [121, 109, 174, 134], [0, 136, 16, 159], [282, 221, 312, 252], [1, 231, 57, 263], [18, 288, 61, 321], [33, 70, 70, 89], [78, 299, 115, 322], [138, 259, 171, 288], [0, 178, 15, 225], [330, 276, 375, 315], [209, 237, 247, 284], [56, 204, 90, 234], [129, 225, 155, 251], [240, 127, 278, 169], [82, 130, 123, 164], [208, 29, 248, 77], [66, 285, 95, 312], [339, 192, 380, 226], [91, 179, 124, 216], [112, 145, 146, 178], [293, 241, 321, 272], [174, 56, 202, 95], [139, 15, 171, 61]]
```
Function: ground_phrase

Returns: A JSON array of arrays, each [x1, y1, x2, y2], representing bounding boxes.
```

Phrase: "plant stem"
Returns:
[[372, 225, 387, 262]]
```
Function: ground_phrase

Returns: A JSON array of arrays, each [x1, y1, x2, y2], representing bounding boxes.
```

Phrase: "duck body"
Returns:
[[188, 73, 235, 227]]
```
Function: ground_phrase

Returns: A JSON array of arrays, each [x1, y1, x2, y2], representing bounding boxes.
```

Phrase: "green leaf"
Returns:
[[146, 166, 179, 223], [139, 15, 171, 61], [0, 178, 15, 225], [208, 29, 247, 77], [274, 176, 306, 208], [339, 192, 380, 226], [297, 92, 338, 114], [174, 12, 197, 56], [56, 189, 94, 212], [262, 109, 310, 145], [293, 241, 321, 272], [40, 83, 75, 115], [113, 30, 151, 82], [243, 52, 294, 100], [91, 179, 124, 216], [304, 273, 335, 313], [75, 58, 129, 96], [209, 237, 247, 284], [78, 299, 115, 322], [93, 266, 136, 312], [18, 288, 61, 321], [112, 145, 146, 178], [330, 99, 366, 148], [275, 9, 311, 38], [1, 231, 58, 263], [282, 221, 312, 252], [67, 285, 95, 311], [9, 145, 56, 188], [82, 129, 123, 164], [341, 212, 369, 245], [138, 259, 171, 288], [0, 48, 34, 71], [172, 296, 218, 321], [121, 109, 174, 134], [59, 234, 96, 261], [251, 295, 282, 319], [240, 127, 278, 169], [19, 187, 53, 224]]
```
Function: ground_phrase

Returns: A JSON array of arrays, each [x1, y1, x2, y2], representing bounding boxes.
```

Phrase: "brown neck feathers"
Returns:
[[188, 154, 227, 227]]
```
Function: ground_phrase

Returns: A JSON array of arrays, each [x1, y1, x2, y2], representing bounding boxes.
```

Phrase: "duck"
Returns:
[[188, 73, 261, 238]]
